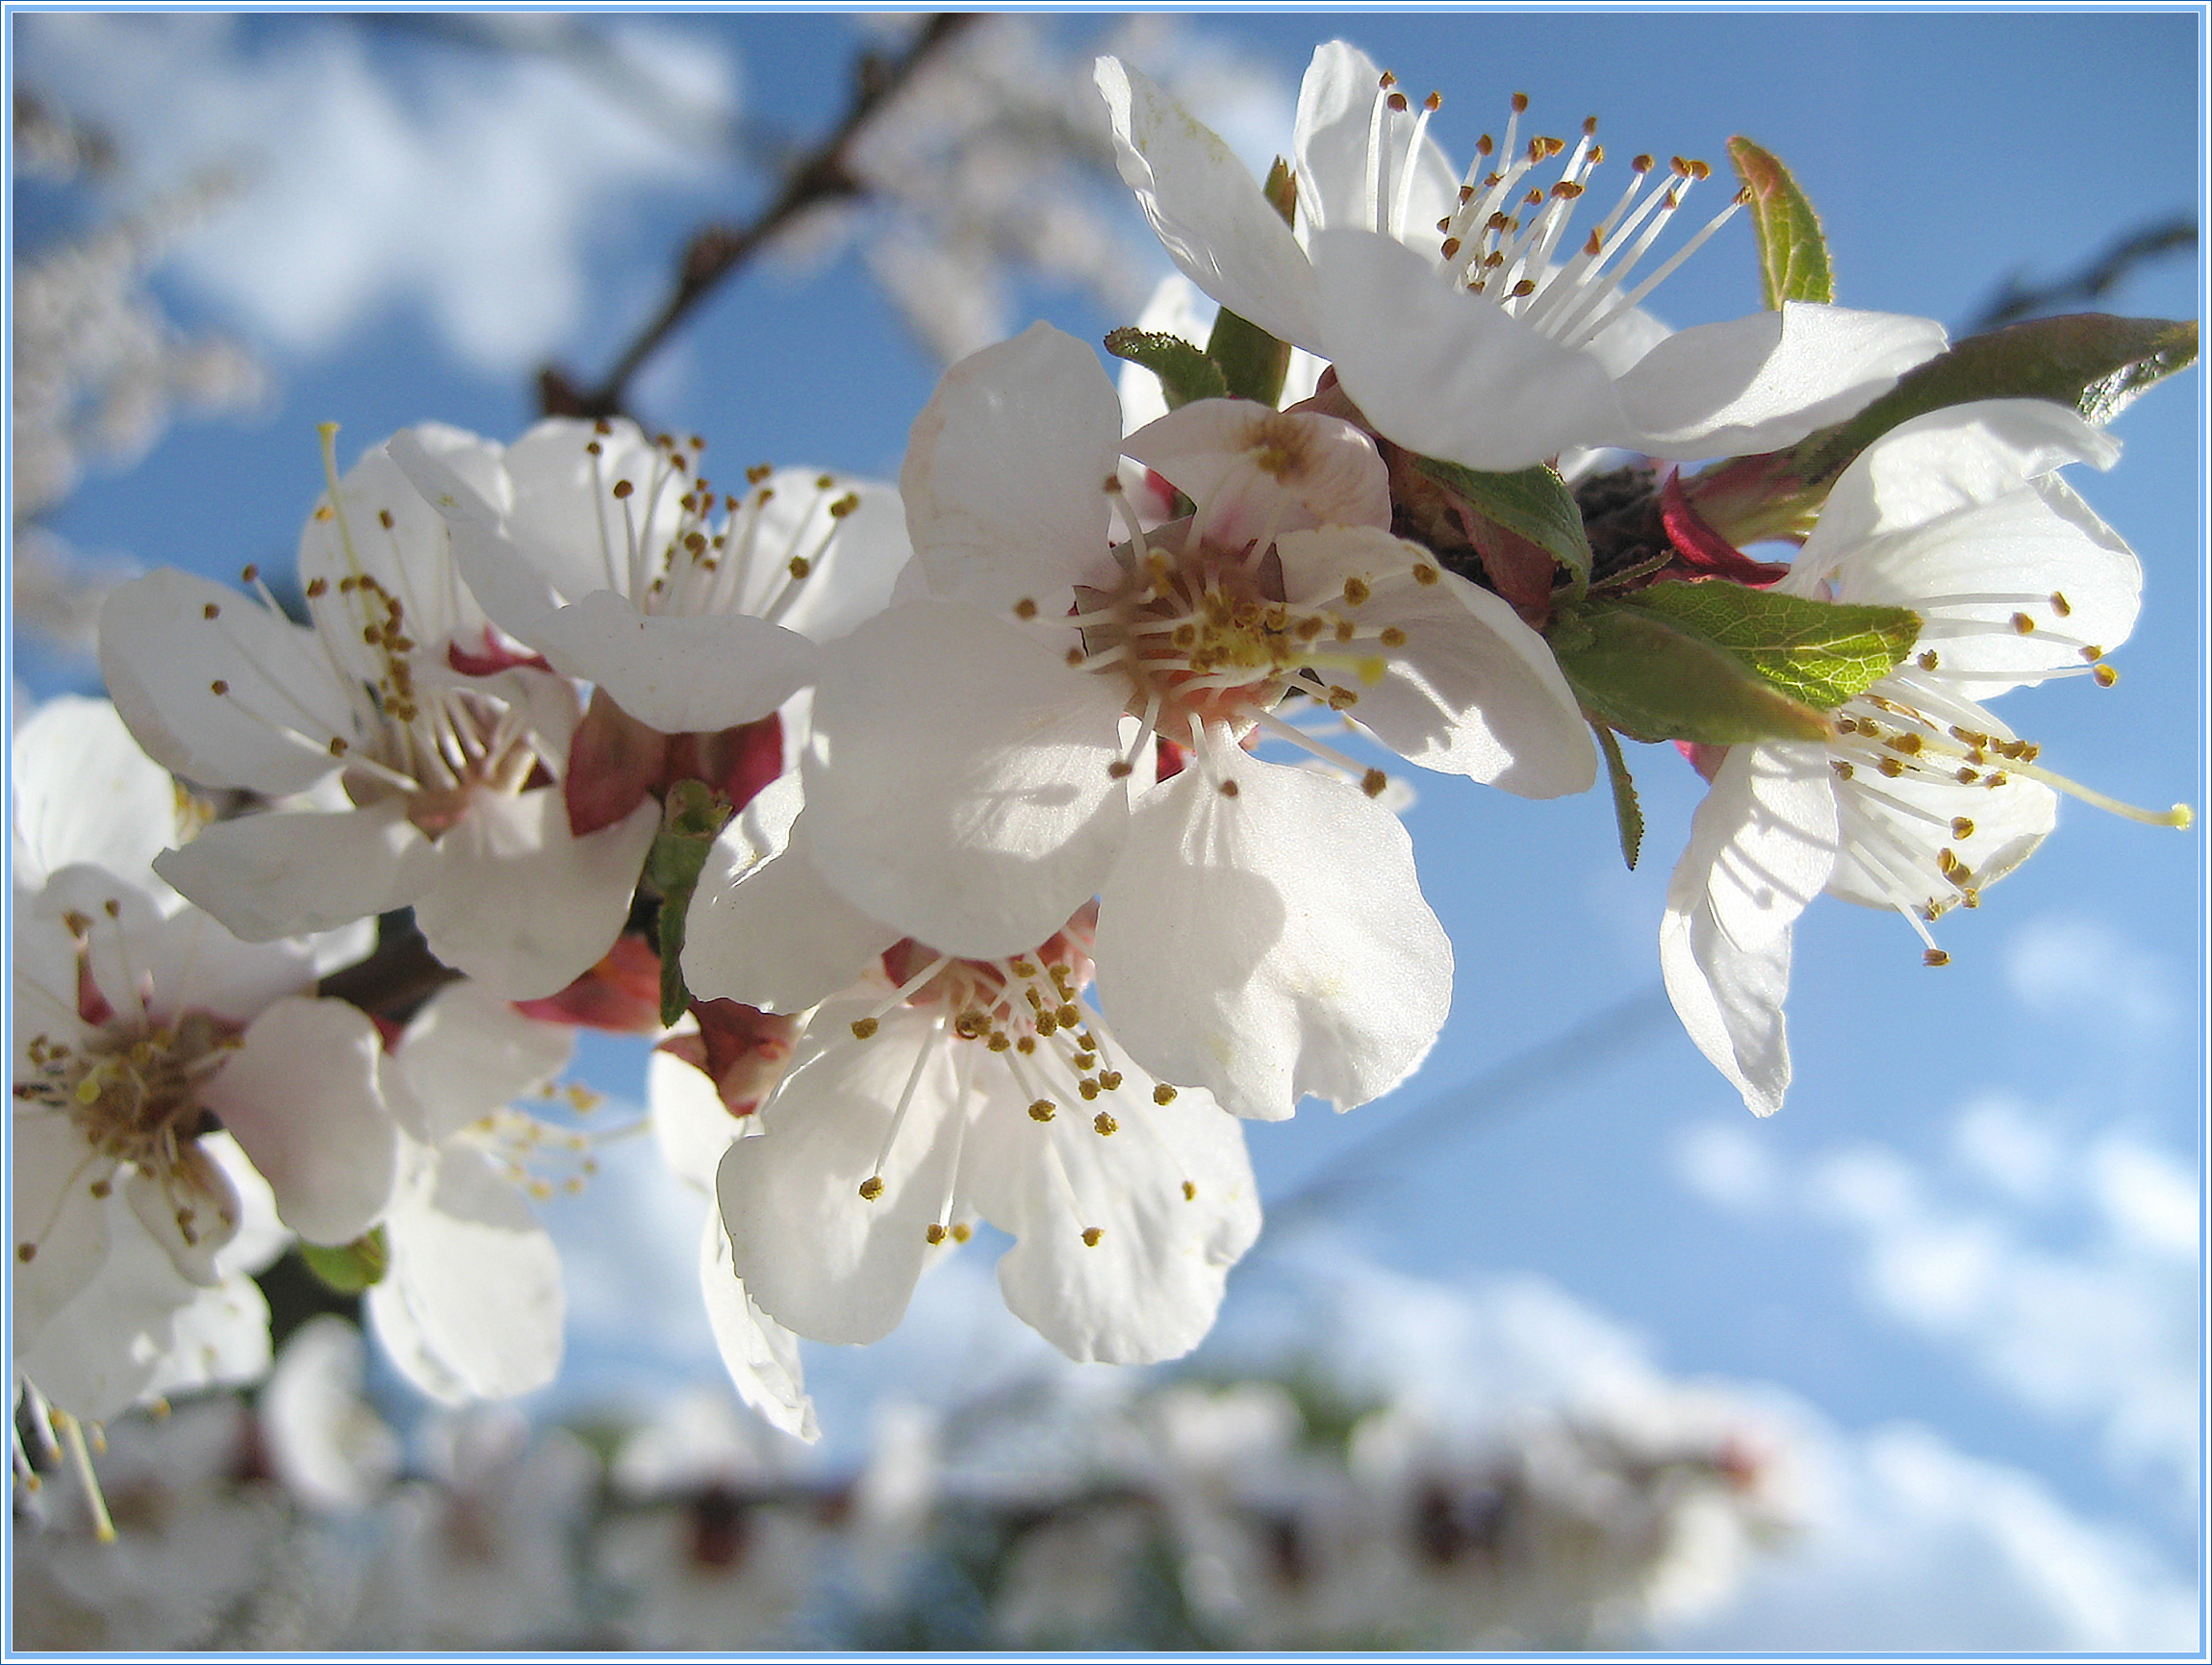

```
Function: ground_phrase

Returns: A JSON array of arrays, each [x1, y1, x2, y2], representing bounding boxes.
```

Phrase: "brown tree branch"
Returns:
[[538, 13, 979, 421]]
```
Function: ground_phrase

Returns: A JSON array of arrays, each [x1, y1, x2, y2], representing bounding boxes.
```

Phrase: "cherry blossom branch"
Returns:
[[537, 13, 979, 420]]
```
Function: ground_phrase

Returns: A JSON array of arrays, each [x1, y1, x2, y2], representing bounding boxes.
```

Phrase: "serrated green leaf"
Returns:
[[647, 780, 732, 1026], [1205, 306, 1292, 408], [1795, 314, 2199, 485], [1411, 455, 1592, 589], [1592, 722, 1643, 870], [302, 1227, 389, 1295], [1103, 328, 1228, 411], [1627, 581, 1920, 710], [1550, 595, 1835, 745], [1727, 138, 1833, 308]]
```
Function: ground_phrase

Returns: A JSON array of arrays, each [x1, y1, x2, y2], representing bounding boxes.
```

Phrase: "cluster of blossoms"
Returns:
[[13, 1299, 1792, 1650], [12, 37, 2190, 1542]]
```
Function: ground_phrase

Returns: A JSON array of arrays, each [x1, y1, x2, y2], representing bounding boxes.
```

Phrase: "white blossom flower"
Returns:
[[1661, 400, 2182, 1116], [687, 785, 1260, 1364], [800, 323, 1592, 1118], [389, 416, 910, 737], [97, 425, 657, 999], [1097, 43, 1947, 472], [366, 981, 578, 1404], [647, 1031, 819, 1445]]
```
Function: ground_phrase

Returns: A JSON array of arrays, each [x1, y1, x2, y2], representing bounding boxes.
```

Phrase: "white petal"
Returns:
[[1277, 527, 1595, 795], [648, 1047, 748, 1193], [201, 996, 398, 1245], [140, 1272, 272, 1405], [1613, 301, 1947, 460], [901, 322, 1123, 611], [99, 568, 355, 795], [1096, 58, 1323, 351], [536, 595, 818, 736], [1310, 228, 1627, 470], [153, 798, 437, 943], [377, 1141, 565, 1401], [123, 1147, 240, 1286], [698, 1210, 819, 1444], [1125, 401, 1390, 545], [297, 429, 496, 649], [964, 1060, 1260, 1364], [803, 603, 1130, 959], [12, 696, 184, 892], [1094, 754, 1452, 1119], [1696, 742, 1840, 952], [394, 981, 574, 1144], [128, 900, 317, 1028], [1660, 876, 1795, 1120], [684, 816, 899, 1014], [716, 1003, 962, 1345], [738, 476, 912, 646], [414, 790, 659, 1000], [1293, 41, 1461, 245], [10, 1114, 114, 1356], [16, 1197, 208, 1422], [1656, 742, 1838, 1120]]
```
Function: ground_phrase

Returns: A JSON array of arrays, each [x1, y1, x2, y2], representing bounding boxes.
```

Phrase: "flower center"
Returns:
[[1049, 508, 1423, 795], [15, 1004, 242, 1264], [830, 913, 1208, 1250]]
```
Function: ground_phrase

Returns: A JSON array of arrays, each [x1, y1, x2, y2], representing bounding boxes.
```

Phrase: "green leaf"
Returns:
[[1411, 455, 1592, 590], [646, 779, 732, 1026], [301, 1227, 389, 1295], [1627, 580, 1920, 710], [1794, 314, 2199, 486], [1592, 722, 1643, 870], [1205, 305, 1292, 407], [1103, 328, 1228, 411], [1727, 138, 1833, 308], [1550, 595, 1836, 745]]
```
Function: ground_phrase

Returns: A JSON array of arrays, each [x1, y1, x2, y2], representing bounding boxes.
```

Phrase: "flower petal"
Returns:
[[1292, 41, 1460, 245], [901, 322, 1123, 611], [685, 814, 900, 1014], [1660, 874, 1795, 1121], [698, 1209, 819, 1443], [394, 982, 575, 1145], [716, 1003, 963, 1345], [803, 602, 1130, 959], [10, 1114, 114, 1355], [536, 594, 818, 735], [414, 790, 659, 1000], [153, 798, 438, 943], [1095, 752, 1451, 1119], [375, 1140, 565, 1401], [1125, 401, 1390, 546], [964, 1057, 1260, 1364], [1613, 301, 1946, 460], [1096, 58, 1322, 351], [1277, 527, 1595, 795], [12, 696, 186, 892], [99, 568, 355, 795], [1310, 228, 1626, 470], [201, 996, 398, 1245]]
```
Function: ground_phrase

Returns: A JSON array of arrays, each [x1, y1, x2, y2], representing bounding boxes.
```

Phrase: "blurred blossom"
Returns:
[[840, 15, 1293, 364]]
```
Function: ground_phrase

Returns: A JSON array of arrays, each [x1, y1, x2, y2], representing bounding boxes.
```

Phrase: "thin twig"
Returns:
[[1257, 985, 1677, 1242], [1963, 215, 2197, 335], [538, 13, 979, 421]]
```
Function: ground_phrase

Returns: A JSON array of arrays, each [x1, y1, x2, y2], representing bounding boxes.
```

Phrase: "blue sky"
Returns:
[[11, 11, 2203, 1648]]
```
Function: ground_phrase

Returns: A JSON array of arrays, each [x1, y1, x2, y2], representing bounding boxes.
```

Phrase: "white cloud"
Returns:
[[2004, 913, 2179, 1036], [1667, 1421, 2199, 1652], [1675, 1105, 2199, 1510], [15, 14, 739, 373]]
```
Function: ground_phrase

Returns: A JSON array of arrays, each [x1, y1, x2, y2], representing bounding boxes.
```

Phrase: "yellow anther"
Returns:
[[1094, 1112, 1118, 1136], [1950, 817, 1975, 839], [1923, 948, 1950, 968], [1154, 1084, 1178, 1105], [1081, 1226, 1104, 1248], [1028, 1099, 1056, 1123], [926, 1224, 948, 1245], [851, 1017, 879, 1040], [1182, 1181, 1198, 1200], [858, 1176, 885, 1200]]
